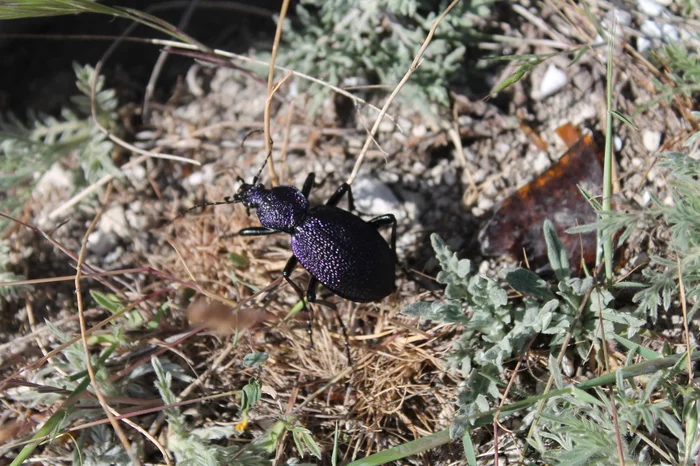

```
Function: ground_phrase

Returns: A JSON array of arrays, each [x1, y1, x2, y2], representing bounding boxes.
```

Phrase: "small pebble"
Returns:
[[411, 124, 427, 138], [539, 64, 568, 99], [532, 152, 551, 173], [637, 37, 652, 54], [641, 19, 662, 39], [353, 177, 404, 220], [478, 197, 493, 211], [614, 136, 623, 151], [637, 0, 665, 16], [661, 23, 679, 41], [643, 130, 662, 152], [34, 163, 74, 198]]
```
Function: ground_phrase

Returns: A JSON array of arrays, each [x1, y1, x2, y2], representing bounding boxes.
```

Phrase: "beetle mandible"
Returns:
[[186, 167, 398, 342]]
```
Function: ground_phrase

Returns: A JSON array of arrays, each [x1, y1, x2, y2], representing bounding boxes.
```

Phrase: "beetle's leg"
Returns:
[[307, 278, 352, 363], [368, 214, 397, 258], [237, 227, 279, 236], [283, 255, 314, 348], [307, 276, 319, 302], [301, 172, 316, 199], [326, 183, 355, 212], [220, 226, 278, 239]]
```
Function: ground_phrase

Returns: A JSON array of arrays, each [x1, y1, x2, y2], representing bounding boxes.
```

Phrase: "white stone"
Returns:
[[87, 231, 115, 255], [641, 19, 662, 39], [614, 136, 623, 151], [661, 23, 679, 41], [98, 205, 129, 239], [533, 152, 551, 173], [183, 164, 215, 189], [643, 130, 662, 152], [637, 37, 652, 54], [477, 197, 493, 211], [539, 64, 567, 99], [34, 163, 74, 198], [615, 9, 632, 26], [637, 0, 665, 16], [352, 177, 404, 220]]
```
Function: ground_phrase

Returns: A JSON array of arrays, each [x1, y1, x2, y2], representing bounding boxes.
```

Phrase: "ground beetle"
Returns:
[[185, 164, 398, 348]]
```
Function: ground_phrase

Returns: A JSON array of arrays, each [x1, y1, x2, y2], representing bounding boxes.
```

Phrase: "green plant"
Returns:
[[402, 222, 646, 438], [278, 0, 489, 114], [529, 356, 700, 465], [569, 148, 700, 323], [151, 358, 272, 466], [0, 63, 119, 232]]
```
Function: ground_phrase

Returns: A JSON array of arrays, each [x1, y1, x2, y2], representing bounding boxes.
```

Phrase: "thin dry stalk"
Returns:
[[346, 0, 461, 185], [596, 290, 625, 466], [73, 183, 142, 466], [263, 0, 291, 186], [48, 153, 145, 219], [143, 0, 200, 120]]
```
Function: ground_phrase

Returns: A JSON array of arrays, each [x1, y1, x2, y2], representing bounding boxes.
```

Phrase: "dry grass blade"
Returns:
[[346, 0, 462, 185], [262, 0, 291, 186], [72, 183, 142, 466]]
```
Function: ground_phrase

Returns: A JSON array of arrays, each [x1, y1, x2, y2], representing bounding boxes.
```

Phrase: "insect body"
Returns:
[[233, 173, 397, 304]]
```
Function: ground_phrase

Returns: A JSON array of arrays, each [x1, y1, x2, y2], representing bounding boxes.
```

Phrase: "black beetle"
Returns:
[[185, 168, 398, 344]]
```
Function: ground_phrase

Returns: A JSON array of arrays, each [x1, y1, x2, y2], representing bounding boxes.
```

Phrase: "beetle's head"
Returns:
[[232, 176, 266, 215]]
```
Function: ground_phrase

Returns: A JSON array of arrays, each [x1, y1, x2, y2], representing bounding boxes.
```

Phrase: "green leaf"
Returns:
[[612, 334, 660, 360], [610, 110, 638, 130], [490, 60, 541, 95], [684, 400, 698, 464], [571, 387, 605, 406], [241, 379, 262, 411], [243, 352, 269, 367], [228, 252, 248, 268], [505, 268, 556, 301], [544, 219, 570, 280], [568, 45, 591, 67], [462, 429, 477, 466], [90, 290, 123, 314]]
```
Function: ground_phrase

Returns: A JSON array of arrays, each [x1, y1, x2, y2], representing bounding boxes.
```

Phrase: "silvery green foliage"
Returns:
[[0, 63, 119, 231], [402, 222, 645, 438], [73, 425, 131, 466], [278, 0, 489, 113], [632, 152, 700, 322], [529, 367, 698, 465], [152, 358, 270, 466], [569, 150, 700, 324]]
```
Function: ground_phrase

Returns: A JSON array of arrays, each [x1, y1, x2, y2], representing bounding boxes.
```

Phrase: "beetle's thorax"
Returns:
[[235, 184, 309, 233]]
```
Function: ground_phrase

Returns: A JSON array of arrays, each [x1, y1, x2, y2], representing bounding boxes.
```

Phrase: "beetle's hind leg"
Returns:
[[308, 278, 353, 364], [368, 214, 397, 259], [283, 255, 314, 348]]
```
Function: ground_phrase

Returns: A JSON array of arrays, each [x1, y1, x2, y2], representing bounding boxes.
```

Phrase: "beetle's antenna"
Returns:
[[178, 197, 241, 217], [240, 129, 273, 185], [252, 150, 273, 185]]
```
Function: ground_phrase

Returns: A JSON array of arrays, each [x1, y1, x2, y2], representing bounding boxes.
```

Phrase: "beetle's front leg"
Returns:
[[301, 172, 316, 199], [283, 255, 314, 348], [326, 183, 355, 212]]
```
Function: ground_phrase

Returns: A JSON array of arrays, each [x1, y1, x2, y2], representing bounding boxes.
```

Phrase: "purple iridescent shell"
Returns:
[[291, 205, 396, 302]]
